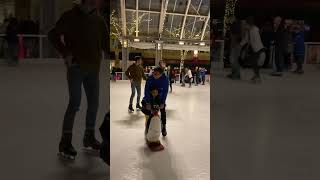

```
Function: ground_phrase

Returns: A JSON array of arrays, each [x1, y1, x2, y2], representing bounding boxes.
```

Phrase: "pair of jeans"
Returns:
[[230, 45, 241, 77], [129, 81, 141, 105], [274, 46, 284, 72], [62, 65, 100, 134], [250, 51, 265, 77]]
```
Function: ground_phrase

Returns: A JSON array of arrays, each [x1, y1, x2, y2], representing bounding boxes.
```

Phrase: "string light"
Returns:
[[223, 0, 238, 36]]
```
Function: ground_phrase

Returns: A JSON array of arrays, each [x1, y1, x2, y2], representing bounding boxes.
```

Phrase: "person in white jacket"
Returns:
[[187, 68, 193, 88], [241, 17, 266, 83]]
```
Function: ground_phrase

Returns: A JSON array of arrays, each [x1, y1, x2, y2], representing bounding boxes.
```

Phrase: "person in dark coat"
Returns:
[[271, 16, 286, 76], [5, 18, 19, 66]]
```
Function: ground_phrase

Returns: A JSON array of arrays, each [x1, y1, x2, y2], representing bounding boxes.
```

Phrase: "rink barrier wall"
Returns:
[[1, 34, 320, 65]]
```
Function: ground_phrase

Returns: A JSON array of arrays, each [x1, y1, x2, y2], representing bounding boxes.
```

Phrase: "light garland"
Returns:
[[223, 0, 238, 36]]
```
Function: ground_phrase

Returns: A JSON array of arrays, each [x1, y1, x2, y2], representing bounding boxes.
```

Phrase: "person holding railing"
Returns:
[[48, 0, 108, 160]]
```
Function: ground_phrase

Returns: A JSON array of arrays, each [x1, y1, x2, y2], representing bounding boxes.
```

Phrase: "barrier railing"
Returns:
[[2, 34, 318, 65], [305, 42, 320, 64], [0, 34, 58, 60]]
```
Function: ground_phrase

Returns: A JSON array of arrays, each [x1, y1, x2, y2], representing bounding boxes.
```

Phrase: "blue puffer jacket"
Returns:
[[144, 74, 169, 104], [294, 31, 305, 56]]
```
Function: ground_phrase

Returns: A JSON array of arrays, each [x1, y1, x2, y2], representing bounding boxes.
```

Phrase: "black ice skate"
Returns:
[[58, 134, 77, 160], [136, 104, 142, 111], [83, 131, 101, 155], [161, 124, 167, 137], [128, 104, 134, 113]]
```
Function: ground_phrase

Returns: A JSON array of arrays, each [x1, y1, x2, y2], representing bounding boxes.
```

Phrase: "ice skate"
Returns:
[[161, 124, 167, 137], [136, 104, 142, 111], [128, 104, 134, 113], [82, 131, 101, 155], [58, 134, 77, 160]]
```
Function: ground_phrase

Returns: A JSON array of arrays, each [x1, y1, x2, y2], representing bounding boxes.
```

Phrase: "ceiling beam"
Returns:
[[159, 0, 169, 36], [169, 0, 178, 34], [191, 0, 203, 36], [147, 0, 152, 34], [135, 0, 139, 37], [180, 0, 192, 39], [201, 11, 210, 41], [126, 9, 207, 18], [120, 0, 127, 37]]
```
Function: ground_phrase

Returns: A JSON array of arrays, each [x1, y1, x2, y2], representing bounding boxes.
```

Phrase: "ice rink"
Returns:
[[0, 61, 109, 180], [212, 65, 320, 180], [111, 80, 210, 180]]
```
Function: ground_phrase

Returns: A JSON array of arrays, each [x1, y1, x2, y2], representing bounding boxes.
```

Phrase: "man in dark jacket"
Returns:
[[271, 16, 286, 76], [143, 67, 169, 136], [5, 18, 19, 66], [48, 0, 108, 159], [125, 56, 146, 112]]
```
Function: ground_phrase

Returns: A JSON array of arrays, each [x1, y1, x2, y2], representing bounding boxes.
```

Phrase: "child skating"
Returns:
[[142, 87, 165, 151]]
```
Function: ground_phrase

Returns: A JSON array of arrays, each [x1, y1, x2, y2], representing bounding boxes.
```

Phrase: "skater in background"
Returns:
[[241, 17, 266, 83], [292, 22, 305, 74], [195, 67, 200, 86], [168, 66, 175, 93], [143, 67, 169, 136], [186, 67, 193, 88], [180, 68, 186, 87], [48, 0, 107, 160], [5, 17, 19, 66], [141, 87, 165, 151], [200, 67, 207, 85], [227, 19, 242, 80], [125, 56, 146, 112], [271, 16, 286, 76]]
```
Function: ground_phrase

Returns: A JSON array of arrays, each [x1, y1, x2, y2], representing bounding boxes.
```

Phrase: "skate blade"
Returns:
[[82, 147, 100, 156], [57, 152, 76, 161]]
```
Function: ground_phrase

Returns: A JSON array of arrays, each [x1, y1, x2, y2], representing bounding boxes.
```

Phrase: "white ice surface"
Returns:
[[111, 81, 210, 180], [0, 62, 109, 180]]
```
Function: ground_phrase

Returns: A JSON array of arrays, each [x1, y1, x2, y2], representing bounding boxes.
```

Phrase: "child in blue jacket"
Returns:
[[142, 67, 169, 136]]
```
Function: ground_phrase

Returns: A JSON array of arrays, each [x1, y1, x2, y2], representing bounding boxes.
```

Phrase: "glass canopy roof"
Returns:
[[112, 0, 210, 41]]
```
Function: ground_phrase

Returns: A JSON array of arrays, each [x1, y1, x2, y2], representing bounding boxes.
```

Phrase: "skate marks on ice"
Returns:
[[139, 140, 179, 180], [52, 151, 109, 180], [114, 113, 145, 128]]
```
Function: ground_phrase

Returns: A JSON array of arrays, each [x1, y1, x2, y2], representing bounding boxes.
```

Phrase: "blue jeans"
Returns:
[[129, 81, 141, 105], [62, 65, 99, 134]]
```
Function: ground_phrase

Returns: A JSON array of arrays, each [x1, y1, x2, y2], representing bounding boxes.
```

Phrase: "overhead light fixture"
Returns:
[[179, 41, 184, 45], [199, 42, 206, 46], [134, 38, 140, 42]]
